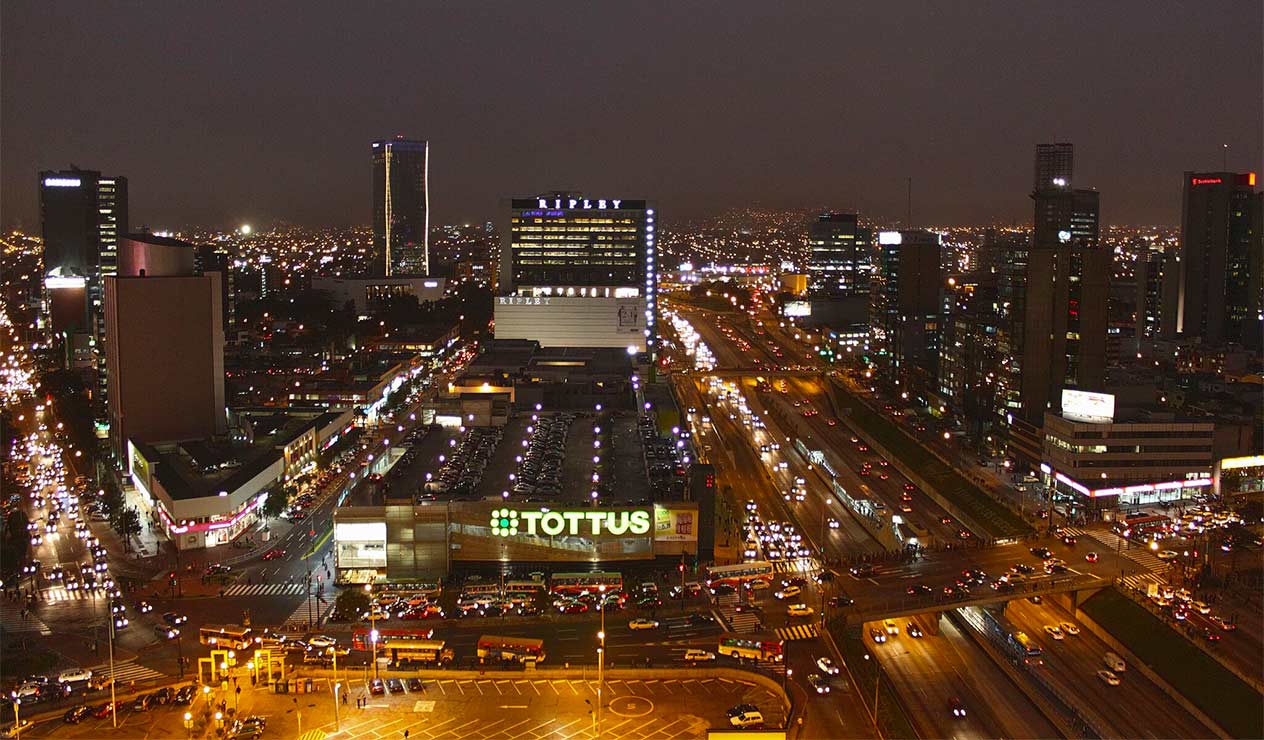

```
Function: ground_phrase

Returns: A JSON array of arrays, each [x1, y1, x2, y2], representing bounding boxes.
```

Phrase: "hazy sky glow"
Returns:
[[2, 1, 1260, 230]]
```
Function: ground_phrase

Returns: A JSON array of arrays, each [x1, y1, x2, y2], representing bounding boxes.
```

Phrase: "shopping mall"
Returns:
[[333, 498, 711, 583]]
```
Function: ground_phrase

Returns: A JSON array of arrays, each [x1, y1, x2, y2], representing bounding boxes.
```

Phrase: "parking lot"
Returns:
[[16, 675, 783, 739]]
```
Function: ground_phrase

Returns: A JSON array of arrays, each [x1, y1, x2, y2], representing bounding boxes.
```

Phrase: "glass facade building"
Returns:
[[372, 137, 430, 276]]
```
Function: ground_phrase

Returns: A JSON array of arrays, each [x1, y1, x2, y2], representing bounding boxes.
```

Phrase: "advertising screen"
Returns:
[[1061, 389, 1115, 424], [784, 300, 811, 317]]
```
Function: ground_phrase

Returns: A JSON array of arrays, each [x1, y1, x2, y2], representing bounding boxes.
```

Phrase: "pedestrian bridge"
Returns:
[[836, 573, 1108, 624]]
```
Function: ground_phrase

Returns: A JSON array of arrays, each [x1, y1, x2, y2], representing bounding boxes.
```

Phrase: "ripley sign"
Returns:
[[490, 508, 652, 537]]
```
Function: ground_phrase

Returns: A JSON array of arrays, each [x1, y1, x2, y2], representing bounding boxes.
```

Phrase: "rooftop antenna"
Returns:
[[906, 177, 912, 227]]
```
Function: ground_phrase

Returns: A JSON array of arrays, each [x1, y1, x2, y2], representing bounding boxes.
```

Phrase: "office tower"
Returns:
[[1162, 171, 1262, 348], [372, 137, 430, 276], [495, 194, 655, 351], [1135, 245, 1167, 341], [195, 243, 237, 338], [1034, 143, 1074, 192], [105, 234, 225, 461], [873, 230, 942, 399], [807, 213, 872, 296], [39, 168, 128, 403], [999, 145, 1108, 467]]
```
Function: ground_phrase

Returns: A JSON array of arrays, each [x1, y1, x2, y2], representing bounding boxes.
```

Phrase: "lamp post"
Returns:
[[331, 646, 341, 731], [10, 696, 19, 739], [183, 711, 193, 739], [863, 654, 881, 737], [597, 584, 606, 738], [107, 605, 118, 728]]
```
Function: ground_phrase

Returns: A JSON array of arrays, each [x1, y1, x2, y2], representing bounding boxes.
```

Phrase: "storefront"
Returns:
[[333, 500, 700, 582]]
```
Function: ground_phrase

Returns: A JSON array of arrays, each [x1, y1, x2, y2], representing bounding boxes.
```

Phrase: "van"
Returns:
[[1103, 652, 1126, 672]]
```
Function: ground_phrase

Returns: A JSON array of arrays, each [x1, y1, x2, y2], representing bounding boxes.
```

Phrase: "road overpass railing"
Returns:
[[838, 573, 1105, 623]]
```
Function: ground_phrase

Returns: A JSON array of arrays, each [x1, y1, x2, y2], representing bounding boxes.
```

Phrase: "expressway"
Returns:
[[865, 615, 1060, 739], [1004, 598, 1218, 738]]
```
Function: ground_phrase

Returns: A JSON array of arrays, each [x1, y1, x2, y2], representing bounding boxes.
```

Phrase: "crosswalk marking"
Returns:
[[281, 593, 332, 630], [0, 602, 51, 635], [86, 660, 167, 684], [1120, 573, 1164, 593], [774, 623, 819, 641], [1065, 527, 1170, 572], [771, 558, 817, 574], [221, 583, 308, 597]]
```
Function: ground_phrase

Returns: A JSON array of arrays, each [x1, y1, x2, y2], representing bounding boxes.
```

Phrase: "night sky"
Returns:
[[2, 1, 1260, 230]]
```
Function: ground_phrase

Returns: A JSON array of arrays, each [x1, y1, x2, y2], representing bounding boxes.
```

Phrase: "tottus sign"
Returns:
[[490, 508, 652, 538]]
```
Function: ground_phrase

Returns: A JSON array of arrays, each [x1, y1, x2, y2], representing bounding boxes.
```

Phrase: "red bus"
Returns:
[[477, 635, 545, 664], [351, 626, 434, 651], [550, 572, 622, 595], [1114, 515, 1170, 540]]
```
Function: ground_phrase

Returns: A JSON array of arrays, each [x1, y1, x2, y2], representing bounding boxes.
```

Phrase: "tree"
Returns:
[[262, 487, 289, 521], [114, 506, 141, 553], [333, 587, 370, 621]]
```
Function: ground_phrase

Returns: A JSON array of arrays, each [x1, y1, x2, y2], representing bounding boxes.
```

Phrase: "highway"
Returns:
[[1004, 598, 1218, 738], [867, 616, 1061, 739]]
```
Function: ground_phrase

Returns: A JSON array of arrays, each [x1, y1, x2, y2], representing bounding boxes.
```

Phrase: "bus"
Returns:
[[383, 638, 454, 667], [199, 624, 254, 650], [717, 632, 785, 662], [477, 635, 546, 665], [461, 583, 502, 597], [1011, 631, 1044, 665], [550, 572, 623, 595], [1114, 514, 1169, 540], [505, 579, 547, 593], [705, 561, 773, 587], [351, 627, 434, 651]]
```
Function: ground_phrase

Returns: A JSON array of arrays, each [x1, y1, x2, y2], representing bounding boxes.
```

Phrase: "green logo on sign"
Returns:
[[491, 508, 519, 537]]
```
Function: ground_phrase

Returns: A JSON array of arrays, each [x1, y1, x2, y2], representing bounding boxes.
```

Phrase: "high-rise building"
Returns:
[[372, 137, 430, 277], [1001, 145, 1109, 468], [1135, 244, 1167, 341], [807, 213, 872, 296], [873, 229, 942, 400], [39, 168, 128, 403], [494, 194, 655, 352], [803, 213, 872, 345], [1162, 171, 1262, 348], [105, 234, 225, 461]]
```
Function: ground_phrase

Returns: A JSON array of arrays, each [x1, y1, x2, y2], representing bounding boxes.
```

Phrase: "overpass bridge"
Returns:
[[835, 572, 1108, 624]]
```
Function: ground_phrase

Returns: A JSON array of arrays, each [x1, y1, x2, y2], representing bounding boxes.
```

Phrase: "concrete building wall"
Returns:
[[106, 273, 225, 460]]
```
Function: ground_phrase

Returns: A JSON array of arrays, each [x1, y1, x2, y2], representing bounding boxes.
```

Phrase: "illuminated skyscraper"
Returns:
[[1162, 171, 1262, 348], [39, 168, 128, 399], [372, 137, 430, 276]]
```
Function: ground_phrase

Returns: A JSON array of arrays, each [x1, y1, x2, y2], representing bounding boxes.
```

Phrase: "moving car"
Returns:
[[1096, 669, 1121, 686], [883, 619, 899, 635], [870, 628, 887, 644], [262, 548, 286, 560], [774, 585, 802, 600], [906, 623, 923, 638], [1059, 622, 1080, 636], [949, 697, 967, 717], [1043, 625, 1065, 640], [807, 673, 831, 694], [307, 635, 336, 649], [728, 709, 765, 728], [816, 656, 840, 675], [628, 618, 660, 630], [154, 624, 180, 640], [683, 649, 716, 662], [173, 686, 196, 705], [786, 603, 814, 617], [162, 612, 188, 625], [57, 668, 93, 684], [1085, 552, 1099, 563]]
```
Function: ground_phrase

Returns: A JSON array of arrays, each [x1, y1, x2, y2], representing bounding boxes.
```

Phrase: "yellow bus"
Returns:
[[199, 624, 254, 650]]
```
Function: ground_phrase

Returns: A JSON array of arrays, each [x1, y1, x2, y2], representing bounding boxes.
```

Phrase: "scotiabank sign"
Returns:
[[490, 508, 651, 537]]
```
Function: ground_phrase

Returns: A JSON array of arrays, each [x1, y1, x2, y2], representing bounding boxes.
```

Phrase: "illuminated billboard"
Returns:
[[784, 300, 811, 317], [653, 505, 698, 543], [1061, 389, 1115, 424], [489, 508, 651, 537]]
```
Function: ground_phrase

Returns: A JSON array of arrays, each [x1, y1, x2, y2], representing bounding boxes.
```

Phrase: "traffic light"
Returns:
[[704, 474, 715, 488], [678, 563, 685, 573]]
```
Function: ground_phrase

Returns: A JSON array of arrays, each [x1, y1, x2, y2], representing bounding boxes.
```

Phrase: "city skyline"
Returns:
[[2, 2, 1261, 230]]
